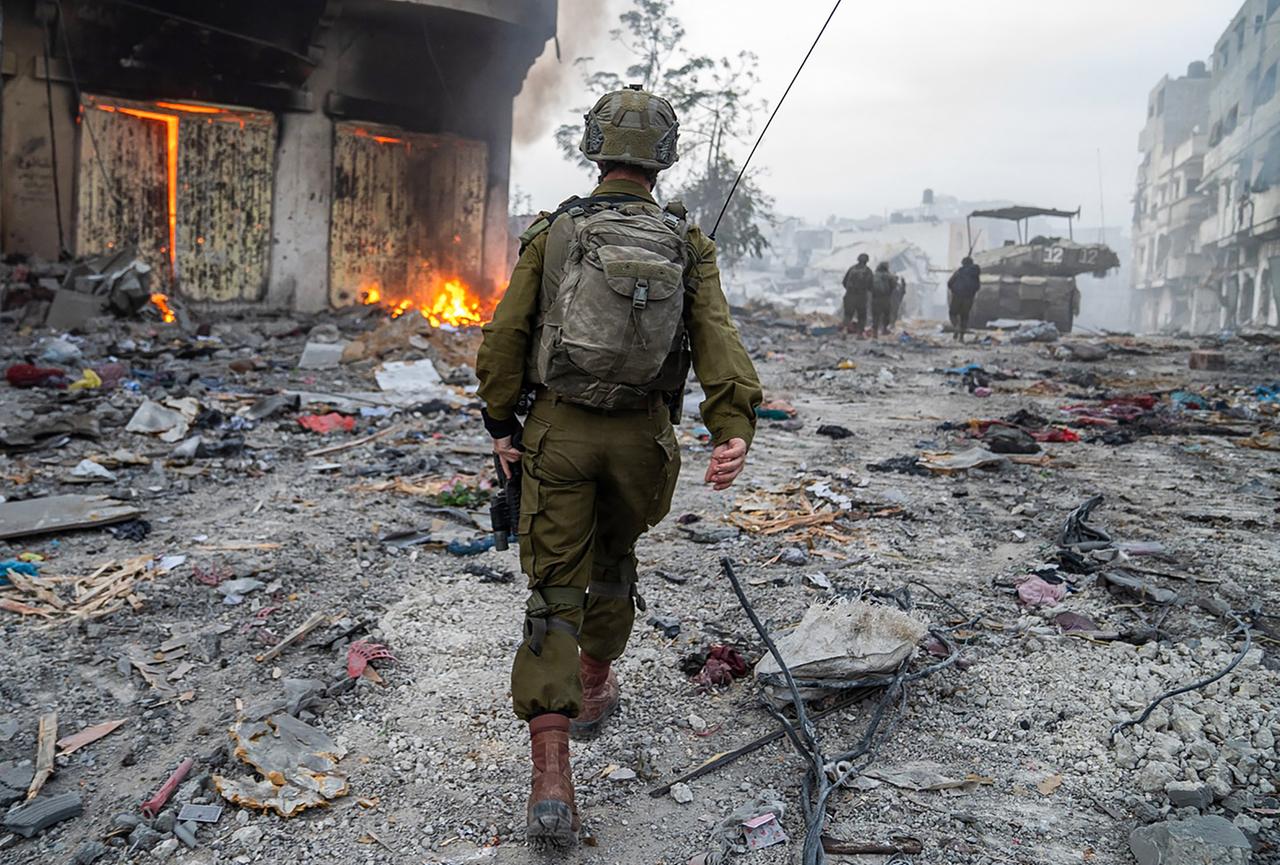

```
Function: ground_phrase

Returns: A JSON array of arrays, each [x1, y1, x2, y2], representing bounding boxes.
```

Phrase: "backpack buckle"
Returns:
[[632, 279, 649, 309], [661, 211, 681, 230]]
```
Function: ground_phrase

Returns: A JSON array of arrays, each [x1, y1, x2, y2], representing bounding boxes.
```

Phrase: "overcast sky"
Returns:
[[511, 0, 1240, 231]]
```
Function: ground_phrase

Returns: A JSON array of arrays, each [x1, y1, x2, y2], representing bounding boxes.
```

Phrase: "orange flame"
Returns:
[[361, 277, 489, 328], [150, 293, 176, 323], [354, 127, 407, 146]]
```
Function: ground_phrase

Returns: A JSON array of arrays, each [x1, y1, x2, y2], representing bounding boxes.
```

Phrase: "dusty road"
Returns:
[[1, 311, 1277, 864]]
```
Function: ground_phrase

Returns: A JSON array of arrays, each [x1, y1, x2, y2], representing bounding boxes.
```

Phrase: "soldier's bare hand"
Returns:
[[705, 437, 747, 491], [493, 435, 522, 479]]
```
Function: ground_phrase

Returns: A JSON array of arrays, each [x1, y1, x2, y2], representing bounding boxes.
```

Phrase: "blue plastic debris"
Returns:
[[1170, 390, 1211, 411], [447, 536, 496, 556], [0, 560, 39, 586], [1254, 383, 1280, 404], [944, 363, 984, 376]]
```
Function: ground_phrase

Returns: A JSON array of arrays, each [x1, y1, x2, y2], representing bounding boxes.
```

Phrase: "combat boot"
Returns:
[[570, 652, 620, 739], [527, 714, 579, 848]]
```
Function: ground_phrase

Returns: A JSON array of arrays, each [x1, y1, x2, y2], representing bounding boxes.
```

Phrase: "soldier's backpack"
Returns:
[[872, 270, 897, 298], [843, 265, 873, 294], [523, 194, 694, 410]]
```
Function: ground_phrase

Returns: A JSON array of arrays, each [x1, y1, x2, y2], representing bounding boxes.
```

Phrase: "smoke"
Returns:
[[512, 0, 611, 145]]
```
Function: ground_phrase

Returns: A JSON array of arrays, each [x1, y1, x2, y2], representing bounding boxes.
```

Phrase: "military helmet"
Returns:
[[857, 253, 869, 263], [876, 262, 890, 272], [580, 85, 680, 170]]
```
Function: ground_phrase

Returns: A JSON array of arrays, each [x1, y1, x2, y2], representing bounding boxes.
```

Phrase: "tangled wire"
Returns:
[[720, 558, 963, 865]]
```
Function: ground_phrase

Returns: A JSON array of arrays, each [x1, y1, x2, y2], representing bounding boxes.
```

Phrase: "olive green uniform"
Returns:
[[476, 179, 762, 721]]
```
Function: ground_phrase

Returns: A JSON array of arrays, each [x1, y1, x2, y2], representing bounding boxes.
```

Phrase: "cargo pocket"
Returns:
[[646, 424, 681, 526], [518, 475, 542, 579], [520, 414, 550, 476]]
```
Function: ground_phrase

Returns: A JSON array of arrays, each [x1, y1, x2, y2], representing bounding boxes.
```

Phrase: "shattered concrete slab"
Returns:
[[214, 714, 348, 817]]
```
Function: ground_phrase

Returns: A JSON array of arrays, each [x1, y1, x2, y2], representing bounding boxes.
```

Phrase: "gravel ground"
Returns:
[[1, 309, 1277, 865]]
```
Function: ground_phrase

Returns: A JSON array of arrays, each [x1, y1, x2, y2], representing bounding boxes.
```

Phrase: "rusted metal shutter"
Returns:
[[75, 101, 171, 284], [329, 122, 488, 307], [74, 96, 276, 302], [175, 111, 276, 302]]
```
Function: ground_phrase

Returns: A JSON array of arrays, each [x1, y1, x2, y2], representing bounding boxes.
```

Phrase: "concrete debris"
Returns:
[[375, 359, 444, 394], [214, 714, 348, 817], [0, 761, 34, 807], [1129, 816, 1251, 865], [125, 398, 200, 443], [755, 600, 927, 704], [298, 340, 350, 370], [69, 459, 117, 482], [72, 840, 110, 864], [0, 494, 143, 541]]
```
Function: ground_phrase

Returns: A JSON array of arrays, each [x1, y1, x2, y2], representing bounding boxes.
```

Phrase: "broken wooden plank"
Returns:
[[305, 424, 402, 458], [256, 612, 328, 663], [27, 712, 57, 799], [0, 495, 143, 541], [0, 597, 56, 618], [56, 719, 126, 756]]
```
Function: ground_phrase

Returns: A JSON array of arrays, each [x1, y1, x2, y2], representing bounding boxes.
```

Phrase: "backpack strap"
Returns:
[[519, 193, 655, 254]]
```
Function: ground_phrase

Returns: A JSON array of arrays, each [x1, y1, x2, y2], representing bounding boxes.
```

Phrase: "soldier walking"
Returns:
[[947, 256, 982, 342], [475, 86, 763, 849], [871, 261, 896, 336], [841, 252, 872, 335]]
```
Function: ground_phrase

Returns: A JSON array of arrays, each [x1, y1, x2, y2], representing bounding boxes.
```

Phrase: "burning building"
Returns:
[[0, 0, 556, 323]]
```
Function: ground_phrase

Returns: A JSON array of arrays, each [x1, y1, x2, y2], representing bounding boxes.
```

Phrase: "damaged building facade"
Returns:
[[1133, 0, 1280, 332], [0, 0, 555, 315]]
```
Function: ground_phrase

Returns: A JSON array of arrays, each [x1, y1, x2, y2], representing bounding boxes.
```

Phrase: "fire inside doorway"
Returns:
[[75, 95, 276, 305], [329, 121, 495, 327]]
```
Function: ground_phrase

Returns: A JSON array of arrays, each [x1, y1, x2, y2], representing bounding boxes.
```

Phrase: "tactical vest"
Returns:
[[521, 194, 696, 411]]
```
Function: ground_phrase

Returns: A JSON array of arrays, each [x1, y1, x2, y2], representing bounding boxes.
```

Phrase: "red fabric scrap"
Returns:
[[92, 362, 129, 389], [5, 364, 67, 389], [1031, 427, 1080, 443], [1106, 394, 1157, 410], [693, 645, 749, 688], [297, 412, 356, 434], [347, 640, 397, 679]]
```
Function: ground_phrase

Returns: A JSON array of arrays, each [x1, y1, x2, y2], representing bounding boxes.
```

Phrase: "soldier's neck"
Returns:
[[601, 168, 654, 192]]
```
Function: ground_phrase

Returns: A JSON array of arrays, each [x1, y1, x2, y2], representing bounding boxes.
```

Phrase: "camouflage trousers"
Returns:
[[510, 393, 680, 720]]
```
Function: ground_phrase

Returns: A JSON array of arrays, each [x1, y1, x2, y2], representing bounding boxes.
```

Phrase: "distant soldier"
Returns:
[[871, 261, 896, 336], [841, 253, 872, 335], [947, 256, 982, 342]]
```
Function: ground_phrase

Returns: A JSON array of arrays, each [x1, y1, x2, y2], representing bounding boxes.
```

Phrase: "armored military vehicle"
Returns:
[[966, 206, 1119, 333]]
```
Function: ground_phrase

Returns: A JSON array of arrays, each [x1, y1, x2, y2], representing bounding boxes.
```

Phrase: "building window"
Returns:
[[1260, 64, 1278, 105], [1226, 105, 1239, 134], [1219, 41, 1230, 70], [1236, 18, 1246, 51]]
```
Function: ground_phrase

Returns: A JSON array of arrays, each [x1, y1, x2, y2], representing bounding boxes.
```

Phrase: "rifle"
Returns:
[[489, 426, 523, 552]]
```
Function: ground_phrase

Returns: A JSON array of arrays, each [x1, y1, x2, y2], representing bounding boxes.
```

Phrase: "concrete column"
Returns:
[[267, 25, 338, 313], [1, 17, 77, 261], [267, 110, 334, 312], [480, 96, 514, 293]]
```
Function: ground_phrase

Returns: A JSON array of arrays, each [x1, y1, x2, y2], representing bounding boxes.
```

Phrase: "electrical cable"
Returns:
[[709, 0, 843, 240], [1109, 610, 1252, 743], [41, 14, 66, 257], [721, 558, 961, 865]]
